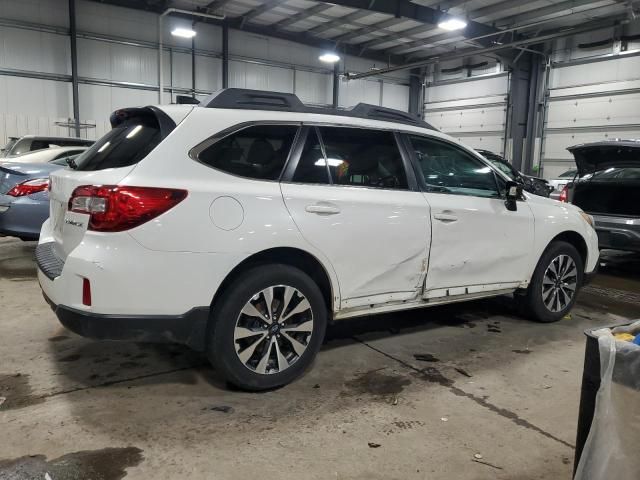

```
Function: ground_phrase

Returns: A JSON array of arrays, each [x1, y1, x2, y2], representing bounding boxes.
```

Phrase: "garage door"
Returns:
[[424, 73, 508, 156], [541, 53, 640, 179]]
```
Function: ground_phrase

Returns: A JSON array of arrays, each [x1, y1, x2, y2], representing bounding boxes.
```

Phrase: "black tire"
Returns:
[[517, 241, 584, 323], [208, 264, 327, 391]]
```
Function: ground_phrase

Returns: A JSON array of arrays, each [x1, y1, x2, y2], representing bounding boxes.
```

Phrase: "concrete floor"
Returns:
[[1, 237, 639, 480]]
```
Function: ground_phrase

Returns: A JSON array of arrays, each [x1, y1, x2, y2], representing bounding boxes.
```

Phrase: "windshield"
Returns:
[[589, 167, 640, 181], [485, 158, 514, 179], [1, 138, 18, 157], [559, 169, 577, 178]]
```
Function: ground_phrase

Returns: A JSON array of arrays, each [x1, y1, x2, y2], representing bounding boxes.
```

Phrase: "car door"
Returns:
[[403, 134, 534, 298], [280, 126, 431, 309]]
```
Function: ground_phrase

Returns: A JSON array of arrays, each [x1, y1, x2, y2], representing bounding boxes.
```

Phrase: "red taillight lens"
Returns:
[[7, 178, 50, 197], [82, 278, 92, 306], [68, 185, 188, 232], [559, 185, 568, 203]]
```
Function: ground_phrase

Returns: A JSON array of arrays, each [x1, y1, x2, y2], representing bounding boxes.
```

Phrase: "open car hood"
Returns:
[[568, 140, 640, 176]]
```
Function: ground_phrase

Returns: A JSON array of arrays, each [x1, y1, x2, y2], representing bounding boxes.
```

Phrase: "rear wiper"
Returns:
[[66, 157, 78, 169]]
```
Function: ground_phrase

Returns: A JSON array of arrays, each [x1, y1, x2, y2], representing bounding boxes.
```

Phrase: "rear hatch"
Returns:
[[48, 106, 178, 259], [568, 141, 640, 217]]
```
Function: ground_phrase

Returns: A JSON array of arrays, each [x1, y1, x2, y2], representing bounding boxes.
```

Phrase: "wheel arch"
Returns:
[[210, 247, 337, 320], [548, 230, 588, 268]]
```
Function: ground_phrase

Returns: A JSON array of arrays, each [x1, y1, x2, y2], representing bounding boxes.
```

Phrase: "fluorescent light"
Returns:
[[437, 18, 467, 31], [319, 53, 340, 63], [126, 125, 143, 139], [171, 28, 197, 38]]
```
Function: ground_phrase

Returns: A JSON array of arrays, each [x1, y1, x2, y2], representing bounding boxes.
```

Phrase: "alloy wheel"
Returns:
[[233, 285, 314, 375], [541, 254, 578, 313]]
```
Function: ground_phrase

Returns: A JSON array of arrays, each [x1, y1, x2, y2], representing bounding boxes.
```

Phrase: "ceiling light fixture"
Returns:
[[319, 53, 340, 63], [437, 18, 467, 31], [171, 27, 197, 38]]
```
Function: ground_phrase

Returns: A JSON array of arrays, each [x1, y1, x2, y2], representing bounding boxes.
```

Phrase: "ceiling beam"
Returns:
[[316, 0, 502, 48], [332, 17, 406, 43], [241, 0, 287, 23], [273, 4, 333, 29], [348, 16, 628, 79], [203, 0, 235, 13], [307, 10, 373, 36]]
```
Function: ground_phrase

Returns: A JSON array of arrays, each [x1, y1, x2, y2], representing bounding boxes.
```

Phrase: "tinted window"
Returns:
[[74, 119, 162, 171], [199, 125, 298, 181], [293, 127, 407, 189], [292, 128, 330, 184], [409, 136, 499, 198]]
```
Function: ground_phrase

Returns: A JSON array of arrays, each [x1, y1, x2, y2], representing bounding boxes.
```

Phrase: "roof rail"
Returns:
[[200, 88, 435, 130]]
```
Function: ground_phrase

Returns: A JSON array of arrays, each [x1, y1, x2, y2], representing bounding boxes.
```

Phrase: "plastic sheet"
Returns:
[[574, 320, 640, 480]]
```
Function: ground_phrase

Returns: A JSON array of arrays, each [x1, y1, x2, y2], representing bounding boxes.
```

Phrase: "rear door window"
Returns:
[[292, 126, 408, 190], [198, 125, 298, 181]]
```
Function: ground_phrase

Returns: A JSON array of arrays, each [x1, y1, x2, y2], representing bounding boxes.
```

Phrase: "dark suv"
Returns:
[[566, 140, 640, 253]]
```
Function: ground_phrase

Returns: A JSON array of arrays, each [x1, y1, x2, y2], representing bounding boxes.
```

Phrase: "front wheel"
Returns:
[[517, 241, 584, 323], [208, 264, 327, 391]]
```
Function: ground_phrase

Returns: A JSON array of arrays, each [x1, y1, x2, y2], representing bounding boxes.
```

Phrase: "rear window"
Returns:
[[74, 118, 162, 171]]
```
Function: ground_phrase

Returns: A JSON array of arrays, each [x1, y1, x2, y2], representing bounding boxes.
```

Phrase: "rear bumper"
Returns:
[[0, 195, 48, 239], [593, 215, 640, 253], [43, 292, 209, 351]]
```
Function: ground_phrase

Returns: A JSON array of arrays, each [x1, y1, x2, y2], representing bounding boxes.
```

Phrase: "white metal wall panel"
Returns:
[[0, 0, 68, 27], [169, 51, 192, 90], [381, 83, 409, 111], [0, 27, 70, 74], [0, 76, 73, 145], [294, 70, 332, 106], [78, 84, 158, 139], [338, 79, 380, 108], [195, 56, 222, 94], [229, 61, 294, 93], [76, 0, 158, 43], [77, 38, 157, 84]]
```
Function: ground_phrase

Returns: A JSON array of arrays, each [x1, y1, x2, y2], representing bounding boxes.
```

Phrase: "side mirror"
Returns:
[[505, 181, 522, 211]]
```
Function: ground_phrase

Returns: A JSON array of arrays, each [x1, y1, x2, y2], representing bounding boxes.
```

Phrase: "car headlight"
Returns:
[[579, 211, 595, 229]]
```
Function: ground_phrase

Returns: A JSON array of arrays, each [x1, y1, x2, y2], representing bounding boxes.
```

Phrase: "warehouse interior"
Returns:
[[1, 0, 639, 478]]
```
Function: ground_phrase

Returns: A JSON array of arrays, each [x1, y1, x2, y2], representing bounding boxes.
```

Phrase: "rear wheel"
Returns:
[[517, 241, 584, 323], [208, 264, 327, 391]]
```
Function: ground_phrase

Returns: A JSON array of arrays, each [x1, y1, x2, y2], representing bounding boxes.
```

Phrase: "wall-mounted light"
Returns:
[[437, 18, 467, 31], [171, 27, 197, 38], [319, 53, 340, 63]]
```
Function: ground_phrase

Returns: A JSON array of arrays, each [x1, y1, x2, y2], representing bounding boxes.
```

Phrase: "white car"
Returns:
[[36, 89, 599, 390], [548, 168, 579, 193], [2, 146, 89, 164]]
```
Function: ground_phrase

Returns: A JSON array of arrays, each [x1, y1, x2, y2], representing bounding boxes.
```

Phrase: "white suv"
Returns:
[[37, 89, 599, 390]]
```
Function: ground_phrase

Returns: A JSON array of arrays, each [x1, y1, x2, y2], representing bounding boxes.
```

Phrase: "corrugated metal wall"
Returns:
[[540, 25, 640, 178], [424, 62, 508, 156], [0, 0, 411, 145]]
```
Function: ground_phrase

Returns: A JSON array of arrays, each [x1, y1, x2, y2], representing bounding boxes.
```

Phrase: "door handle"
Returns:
[[433, 213, 458, 223], [305, 203, 341, 215]]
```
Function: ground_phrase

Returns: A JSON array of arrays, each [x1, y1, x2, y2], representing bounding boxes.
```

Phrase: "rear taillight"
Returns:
[[559, 185, 568, 203], [7, 178, 49, 197], [68, 185, 187, 232]]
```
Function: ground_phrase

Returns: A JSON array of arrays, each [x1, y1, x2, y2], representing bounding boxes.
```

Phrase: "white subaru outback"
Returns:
[[37, 89, 599, 390]]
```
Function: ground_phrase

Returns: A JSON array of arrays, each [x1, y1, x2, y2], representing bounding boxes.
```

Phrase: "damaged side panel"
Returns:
[[423, 193, 534, 295]]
